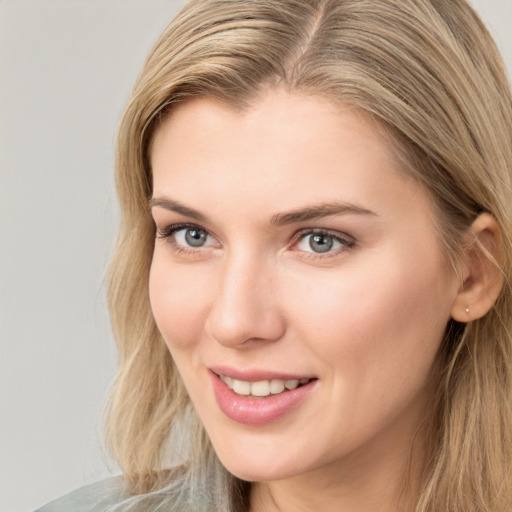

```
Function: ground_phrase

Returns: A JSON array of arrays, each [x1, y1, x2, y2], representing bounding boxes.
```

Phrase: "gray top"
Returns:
[[33, 471, 232, 511], [35, 478, 126, 512]]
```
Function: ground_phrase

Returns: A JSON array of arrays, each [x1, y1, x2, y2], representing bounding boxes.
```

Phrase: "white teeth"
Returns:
[[284, 379, 299, 390], [232, 379, 251, 395], [219, 374, 311, 397], [270, 379, 285, 394], [251, 380, 270, 397], [221, 375, 233, 389]]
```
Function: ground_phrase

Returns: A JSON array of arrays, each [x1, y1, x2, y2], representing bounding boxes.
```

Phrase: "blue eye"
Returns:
[[158, 224, 216, 249], [176, 227, 210, 247], [296, 231, 353, 254]]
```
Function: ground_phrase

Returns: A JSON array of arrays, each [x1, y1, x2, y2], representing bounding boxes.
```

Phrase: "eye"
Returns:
[[175, 227, 211, 247], [157, 223, 217, 250], [295, 230, 354, 255]]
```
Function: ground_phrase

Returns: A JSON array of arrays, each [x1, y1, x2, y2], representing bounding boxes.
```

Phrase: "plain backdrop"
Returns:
[[0, 1, 510, 511]]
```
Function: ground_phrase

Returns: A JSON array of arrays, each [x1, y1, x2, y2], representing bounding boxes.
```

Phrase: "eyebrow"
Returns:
[[270, 201, 377, 226], [149, 197, 207, 221], [149, 196, 377, 225]]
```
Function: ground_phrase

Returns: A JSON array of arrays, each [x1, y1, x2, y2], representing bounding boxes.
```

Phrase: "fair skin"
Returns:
[[148, 88, 500, 512]]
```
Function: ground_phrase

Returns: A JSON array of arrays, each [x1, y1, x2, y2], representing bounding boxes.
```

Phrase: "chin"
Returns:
[[222, 461, 294, 483], [211, 441, 308, 483]]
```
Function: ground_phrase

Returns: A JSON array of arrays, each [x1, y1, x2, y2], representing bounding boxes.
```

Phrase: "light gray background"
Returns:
[[1, 1, 510, 511]]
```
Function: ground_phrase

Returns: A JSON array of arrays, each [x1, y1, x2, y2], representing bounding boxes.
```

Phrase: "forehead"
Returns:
[[149, 89, 433, 227], [152, 91, 395, 177]]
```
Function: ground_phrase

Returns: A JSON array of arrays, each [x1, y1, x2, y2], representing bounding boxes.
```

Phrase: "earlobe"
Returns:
[[450, 213, 504, 323]]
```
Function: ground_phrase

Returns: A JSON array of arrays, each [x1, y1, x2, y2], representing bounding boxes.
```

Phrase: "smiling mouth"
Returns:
[[217, 374, 316, 398]]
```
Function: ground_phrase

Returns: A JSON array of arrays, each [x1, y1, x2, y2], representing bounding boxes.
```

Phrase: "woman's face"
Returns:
[[149, 89, 460, 485]]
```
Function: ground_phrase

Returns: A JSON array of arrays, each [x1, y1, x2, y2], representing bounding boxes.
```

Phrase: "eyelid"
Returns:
[[155, 222, 355, 258], [290, 228, 356, 255], [156, 222, 219, 249], [156, 222, 194, 239]]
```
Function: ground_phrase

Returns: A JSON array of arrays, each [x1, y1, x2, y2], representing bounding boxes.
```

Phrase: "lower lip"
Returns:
[[210, 373, 317, 425]]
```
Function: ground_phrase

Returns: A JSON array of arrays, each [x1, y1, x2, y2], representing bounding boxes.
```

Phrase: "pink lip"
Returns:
[[209, 368, 317, 426]]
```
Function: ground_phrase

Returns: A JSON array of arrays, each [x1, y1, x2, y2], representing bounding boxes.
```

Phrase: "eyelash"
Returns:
[[291, 228, 356, 259], [156, 223, 215, 255], [156, 223, 356, 259]]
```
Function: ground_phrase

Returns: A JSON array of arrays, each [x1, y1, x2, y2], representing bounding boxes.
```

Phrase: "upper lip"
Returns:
[[209, 365, 317, 382]]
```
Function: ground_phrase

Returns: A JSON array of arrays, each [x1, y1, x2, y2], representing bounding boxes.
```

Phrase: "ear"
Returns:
[[451, 213, 504, 322]]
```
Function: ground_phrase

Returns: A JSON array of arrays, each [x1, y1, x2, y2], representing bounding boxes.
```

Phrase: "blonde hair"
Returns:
[[106, 1, 512, 510]]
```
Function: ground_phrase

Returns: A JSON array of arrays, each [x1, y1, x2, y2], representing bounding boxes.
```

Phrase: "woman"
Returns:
[[38, 0, 512, 511]]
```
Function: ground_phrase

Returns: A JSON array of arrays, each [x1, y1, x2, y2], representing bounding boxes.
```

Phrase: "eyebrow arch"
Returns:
[[149, 197, 207, 222], [270, 201, 377, 226], [151, 196, 377, 227]]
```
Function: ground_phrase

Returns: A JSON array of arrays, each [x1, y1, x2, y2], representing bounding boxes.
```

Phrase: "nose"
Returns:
[[205, 251, 286, 348]]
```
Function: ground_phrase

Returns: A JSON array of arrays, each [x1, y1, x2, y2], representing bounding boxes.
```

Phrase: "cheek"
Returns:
[[149, 252, 213, 350], [284, 247, 454, 384], [279, 254, 453, 444]]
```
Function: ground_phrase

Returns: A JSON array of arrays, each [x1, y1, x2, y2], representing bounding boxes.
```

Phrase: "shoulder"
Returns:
[[34, 477, 126, 512]]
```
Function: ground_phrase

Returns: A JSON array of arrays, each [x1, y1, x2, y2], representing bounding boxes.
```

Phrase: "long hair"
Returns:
[[106, 1, 512, 510]]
